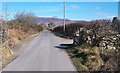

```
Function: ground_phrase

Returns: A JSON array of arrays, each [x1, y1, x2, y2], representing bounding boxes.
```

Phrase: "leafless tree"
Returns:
[[14, 12, 38, 32]]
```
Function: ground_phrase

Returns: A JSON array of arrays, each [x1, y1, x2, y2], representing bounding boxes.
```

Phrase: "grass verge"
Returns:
[[66, 45, 119, 72], [66, 45, 89, 71]]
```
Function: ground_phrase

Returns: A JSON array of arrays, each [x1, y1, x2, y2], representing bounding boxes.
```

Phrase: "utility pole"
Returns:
[[5, 0, 8, 44], [0, 0, 2, 44], [63, 0, 66, 33]]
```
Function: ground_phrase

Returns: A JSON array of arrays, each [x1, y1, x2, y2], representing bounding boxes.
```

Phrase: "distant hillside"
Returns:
[[36, 17, 89, 26]]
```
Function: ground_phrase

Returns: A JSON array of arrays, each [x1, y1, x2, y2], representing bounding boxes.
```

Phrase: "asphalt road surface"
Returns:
[[2, 30, 77, 71]]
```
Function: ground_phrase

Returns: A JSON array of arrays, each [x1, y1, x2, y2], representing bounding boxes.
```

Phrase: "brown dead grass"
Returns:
[[0, 45, 16, 70]]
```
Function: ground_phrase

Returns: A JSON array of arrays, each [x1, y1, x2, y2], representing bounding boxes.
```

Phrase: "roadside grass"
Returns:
[[66, 45, 89, 71], [0, 46, 16, 70], [66, 45, 119, 71], [1, 33, 39, 70], [2, 53, 16, 70]]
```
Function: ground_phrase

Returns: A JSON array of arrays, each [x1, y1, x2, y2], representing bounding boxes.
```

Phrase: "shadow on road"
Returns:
[[55, 44, 73, 49]]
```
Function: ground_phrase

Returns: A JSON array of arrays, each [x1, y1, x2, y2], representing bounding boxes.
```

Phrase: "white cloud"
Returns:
[[68, 4, 80, 9], [96, 7, 101, 10]]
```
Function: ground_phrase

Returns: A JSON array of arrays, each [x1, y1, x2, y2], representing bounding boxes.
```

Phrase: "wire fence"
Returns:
[[0, 22, 8, 47], [0, 0, 9, 47]]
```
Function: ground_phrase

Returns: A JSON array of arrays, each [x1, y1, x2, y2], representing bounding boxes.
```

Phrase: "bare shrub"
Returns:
[[52, 22, 87, 38], [14, 12, 42, 32]]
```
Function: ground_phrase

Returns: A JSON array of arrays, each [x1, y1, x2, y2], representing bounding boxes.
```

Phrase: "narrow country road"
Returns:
[[2, 30, 77, 71]]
